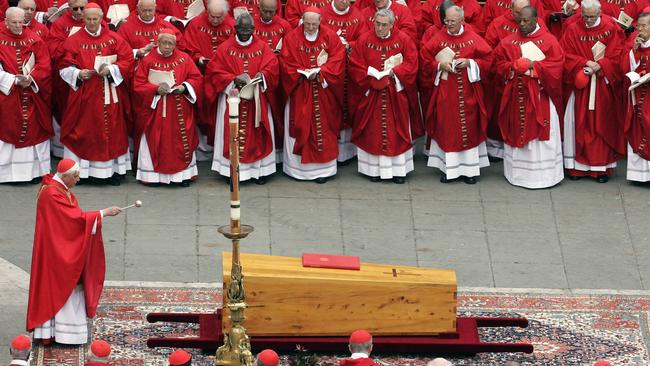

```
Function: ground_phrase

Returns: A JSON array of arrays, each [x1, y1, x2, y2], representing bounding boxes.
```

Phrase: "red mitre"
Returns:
[[169, 350, 191, 365], [91, 340, 111, 358], [257, 349, 280, 366]]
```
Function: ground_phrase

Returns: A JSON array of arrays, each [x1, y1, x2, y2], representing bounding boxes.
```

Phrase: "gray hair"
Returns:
[[10, 348, 30, 361], [374, 8, 395, 23], [581, 0, 601, 11], [208, 0, 229, 13], [445, 4, 464, 20], [349, 340, 372, 354], [17, 0, 37, 8], [235, 11, 254, 26], [511, 0, 530, 7], [5, 6, 26, 19], [137, 0, 156, 7]]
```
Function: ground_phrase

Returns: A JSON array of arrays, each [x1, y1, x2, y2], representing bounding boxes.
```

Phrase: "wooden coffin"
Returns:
[[222, 252, 457, 336]]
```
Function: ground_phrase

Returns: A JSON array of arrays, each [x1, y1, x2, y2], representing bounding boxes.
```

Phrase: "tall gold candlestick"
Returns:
[[215, 90, 254, 366]]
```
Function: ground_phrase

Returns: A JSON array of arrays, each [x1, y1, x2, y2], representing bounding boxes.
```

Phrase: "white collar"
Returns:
[[236, 34, 253, 46], [53, 174, 69, 190], [304, 30, 318, 41], [138, 15, 156, 24], [350, 353, 369, 360], [448, 24, 464, 36], [642, 38, 650, 48], [527, 23, 541, 36], [586, 17, 601, 28], [378, 31, 391, 39], [332, 2, 350, 15], [85, 26, 102, 37], [156, 47, 173, 57]]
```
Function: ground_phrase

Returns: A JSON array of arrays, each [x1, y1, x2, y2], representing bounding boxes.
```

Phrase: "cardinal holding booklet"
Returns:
[[420, 5, 493, 185], [622, 10, 650, 183], [279, 7, 345, 184], [560, 0, 625, 183], [58, 2, 134, 185], [494, 5, 565, 189], [349, 8, 417, 184], [204, 13, 279, 184], [133, 29, 202, 186], [0, 7, 52, 183]]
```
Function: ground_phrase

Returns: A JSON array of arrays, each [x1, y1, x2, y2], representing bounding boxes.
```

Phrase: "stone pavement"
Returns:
[[2, 154, 650, 362]]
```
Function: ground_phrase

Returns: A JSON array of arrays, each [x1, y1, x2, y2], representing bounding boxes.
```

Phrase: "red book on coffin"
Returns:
[[302, 253, 361, 270]]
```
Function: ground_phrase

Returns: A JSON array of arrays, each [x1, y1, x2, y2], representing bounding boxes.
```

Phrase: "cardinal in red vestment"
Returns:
[[117, 0, 185, 60], [422, 0, 485, 35], [254, 0, 290, 160], [0, 7, 52, 183], [354, 0, 422, 37], [85, 339, 111, 365], [58, 3, 134, 184], [19, 0, 49, 39], [279, 7, 345, 183], [494, 6, 565, 188], [421, 5, 493, 184], [204, 13, 279, 183], [27, 159, 122, 344], [339, 330, 381, 366], [321, 0, 368, 163], [624, 0, 650, 22], [560, 1, 625, 182], [231, 0, 281, 18], [9, 335, 31, 365], [45, 0, 88, 158], [349, 8, 417, 183], [483, 0, 545, 26], [184, 0, 234, 153], [284, 0, 330, 27], [133, 29, 201, 186], [622, 11, 650, 182]]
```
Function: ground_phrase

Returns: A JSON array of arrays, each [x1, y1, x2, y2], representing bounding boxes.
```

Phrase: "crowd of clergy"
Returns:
[[1, 0, 650, 189]]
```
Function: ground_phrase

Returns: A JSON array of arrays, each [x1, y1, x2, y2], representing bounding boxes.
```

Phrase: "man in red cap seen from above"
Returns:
[[85, 339, 111, 365], [339, 329, 380, 366], [27, 159, 122, 345], [279, 7, 345, 184], [133, 28, 202, 187], [493, 6, 565, 189], [58, 2, 135, 186], [169, 349, 192, 366], [560, 0, 626, 183], [9, 335, 32, 366], [256, 349, 280, 366]]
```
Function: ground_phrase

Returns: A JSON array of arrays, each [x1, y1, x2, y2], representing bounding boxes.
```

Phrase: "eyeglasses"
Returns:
[[72, 6, 84, 10]]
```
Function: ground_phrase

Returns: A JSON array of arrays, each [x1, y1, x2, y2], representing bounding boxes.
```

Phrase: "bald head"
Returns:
[[259, 0, 276, 21], [208, 0, 229, 13], [302, 10, 320, 35], [137, 0, 156, 21], [5, 7, 25, 34], [427, 358, 452, 366], [511, 0, 530, 22], [17, 0, 35, 23]]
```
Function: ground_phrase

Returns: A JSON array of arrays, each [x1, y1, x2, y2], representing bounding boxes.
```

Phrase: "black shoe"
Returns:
[[568, 175, 581, 181], [463, 176, 477, 184], [30, 177, 42, 184], [107, 176, 121, 186], [315, 177, 328, 184], [488, 156, 503, 163], [224, 177, 231, 186], [369, 176, 381, 182], [392, 176, 405, 184], [255, 177, 267, 185], [596, 175, 609, 183], [180, 180, 191, 187], [440, 173, 449, 184]]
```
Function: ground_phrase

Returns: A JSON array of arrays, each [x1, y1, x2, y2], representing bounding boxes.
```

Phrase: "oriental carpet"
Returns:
[[33, 286, 650, 365]]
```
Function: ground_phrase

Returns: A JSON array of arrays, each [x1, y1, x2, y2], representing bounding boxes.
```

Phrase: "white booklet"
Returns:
[[22, 52, 36, 76], [148, 69, 176, 86], [297, 68, 320, 79], [435, 46, 455, 80], [68, 26, 81, 37], [94, 54, 118, 72], [47, 2, 69, 23], [367, 66, 390, 80], [383, 53, 403, 71], [233, 6, 249, 19], [317, 49, 328, 66], [614, 11, 633, 28], [239, 74, 263, 100], [107, 4, 130, 27], [627, 71, 650, 92], [520, 41, 546, 61]]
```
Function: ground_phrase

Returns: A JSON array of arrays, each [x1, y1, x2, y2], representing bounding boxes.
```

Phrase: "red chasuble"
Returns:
[[624, 0, 650, 22], [117, 14, 185, 51], [26, 174, 104, 331], [184, 13, 235, 63], [204, 36, 279, 163], [253, 14, 290, 147], [623, 45, 650, 160], [133, 48, 201, 173], [36, 0, 68, 13], [157, 0, 199, 19], [494, 27, 564, 147], [59, 27, 134, 161], [231, 0, 282, 17], [349, 30, 417, 156], [360, 2, 417, 41], [422, 0, 485, 35], [560, 18, 625, 166], [26, 20, 49, 39], [354, 0, 422, 36], [339, 358, 381, 366], [96, 0, 137, 18], [279, 25, 345, 163], [284, 0, 330, 27], [321, 4, 368, 130], [420, 28, 493, 152], [0, 27, 53, 148]]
